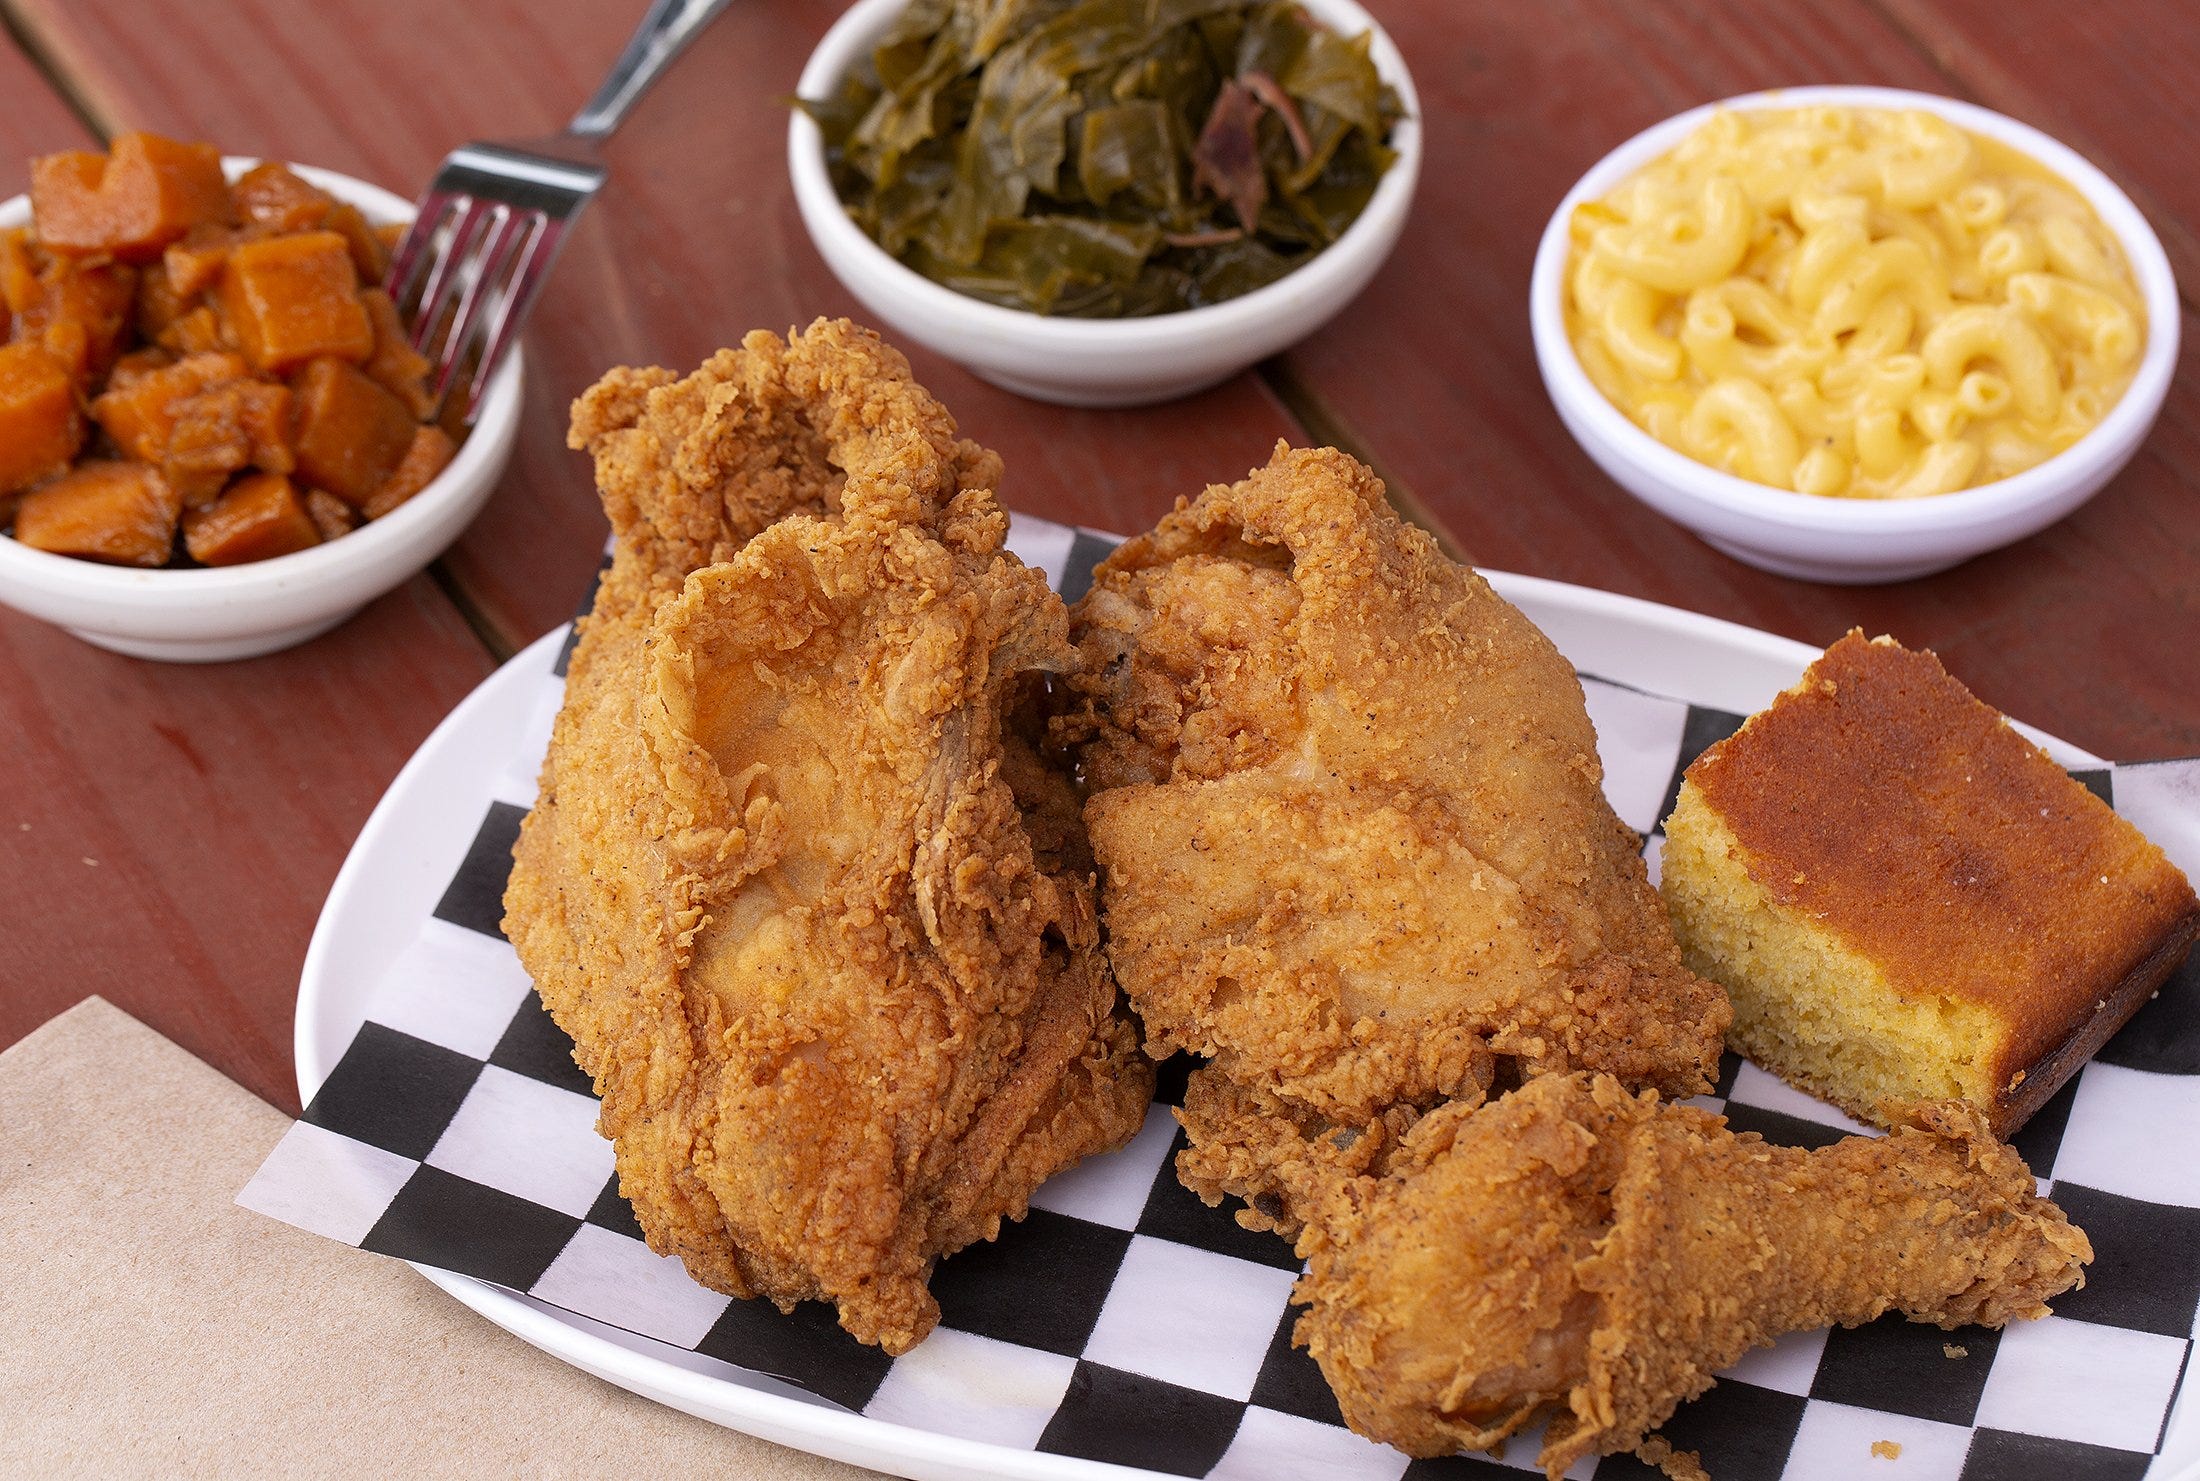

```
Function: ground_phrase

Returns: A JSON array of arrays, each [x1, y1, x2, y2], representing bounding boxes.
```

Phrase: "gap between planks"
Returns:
[[0, 2, 109, 141]]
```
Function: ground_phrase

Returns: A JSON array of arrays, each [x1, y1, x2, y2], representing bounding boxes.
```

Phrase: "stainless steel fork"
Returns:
[[385, 0, 734, 422]]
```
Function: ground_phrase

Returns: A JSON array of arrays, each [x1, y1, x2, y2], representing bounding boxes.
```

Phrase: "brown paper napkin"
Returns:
[[0, 997, 878, 1478]]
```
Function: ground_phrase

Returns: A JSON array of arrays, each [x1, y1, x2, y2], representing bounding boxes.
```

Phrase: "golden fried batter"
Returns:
[[1292, 1074, 2091, 1478], [1063, 444, 1730, 1127], [566, 318, 1002, 614], [505, 321, 1151, 1353]]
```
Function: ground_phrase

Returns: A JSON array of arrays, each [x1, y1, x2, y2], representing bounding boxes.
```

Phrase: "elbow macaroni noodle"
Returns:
[[1565, 107, 2145, 499]]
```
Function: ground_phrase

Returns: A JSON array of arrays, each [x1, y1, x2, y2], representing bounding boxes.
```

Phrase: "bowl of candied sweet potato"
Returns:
[[0, 132, 520, 661]]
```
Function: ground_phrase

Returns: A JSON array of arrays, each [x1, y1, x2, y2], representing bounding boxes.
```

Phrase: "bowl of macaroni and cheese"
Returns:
[[1529, 87, 2177, 582]]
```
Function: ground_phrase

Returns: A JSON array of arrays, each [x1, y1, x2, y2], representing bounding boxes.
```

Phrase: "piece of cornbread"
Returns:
[[1660, 631, 2197, 1136]]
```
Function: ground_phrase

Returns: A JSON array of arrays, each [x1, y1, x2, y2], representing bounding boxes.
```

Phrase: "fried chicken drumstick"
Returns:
[[1293, 1074, 2091, 1478], [504, 321, 1151, 1353], [1061, 444, 1731, 1132]]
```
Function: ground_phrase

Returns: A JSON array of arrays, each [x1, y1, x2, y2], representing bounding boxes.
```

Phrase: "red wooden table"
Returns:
[[3, 0, 2195, 1114]]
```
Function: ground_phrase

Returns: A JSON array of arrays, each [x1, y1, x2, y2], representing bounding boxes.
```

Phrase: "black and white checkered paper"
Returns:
[[242, 515, 2200, 1481]]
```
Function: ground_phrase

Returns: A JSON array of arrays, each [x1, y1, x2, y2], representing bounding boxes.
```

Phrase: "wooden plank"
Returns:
[[4, 0, 1305, 654], [0, 589, 494, 1114], [0, 37, 498, 1107], [0, 30, 83, 147], [1273, 0, 2200, 759]]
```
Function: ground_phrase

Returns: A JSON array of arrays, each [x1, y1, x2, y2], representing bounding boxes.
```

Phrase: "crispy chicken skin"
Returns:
[[504, 321, 1151, 1354], [1061, 444, 1730, 1128], [1289, 1074, 2091, 1478], [565, 318, 1005, 606]]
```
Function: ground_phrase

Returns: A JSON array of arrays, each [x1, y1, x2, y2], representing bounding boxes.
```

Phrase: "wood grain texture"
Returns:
[[3, 0, 1304, 653], [0, 37, 497, 1105], [1275, 0, 2200, 758], [0, 22, 84, 149], [0, 590, 493, 1113]]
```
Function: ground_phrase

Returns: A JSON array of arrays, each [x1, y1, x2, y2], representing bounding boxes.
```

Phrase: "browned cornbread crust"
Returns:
[[1681, 630, 2198, 1135]]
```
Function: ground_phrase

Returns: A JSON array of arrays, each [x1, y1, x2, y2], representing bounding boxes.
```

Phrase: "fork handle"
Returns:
[[567, 0, 736, 140]]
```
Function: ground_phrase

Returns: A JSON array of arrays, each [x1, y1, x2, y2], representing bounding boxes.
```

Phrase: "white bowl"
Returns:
[[1529, 86, 2179, 584], [789, 0, 1422, 408], [0, 158, 522, 661]]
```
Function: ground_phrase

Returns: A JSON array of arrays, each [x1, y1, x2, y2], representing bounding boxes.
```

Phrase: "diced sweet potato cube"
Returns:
[[327, 202, 390, 284], [162, 452, 235, 510], [1, 228, 42, 317], [43, 323, 95, 386], [235, 380, 294, 474], [163, 222, 239, 297], [0, 342, 84, 494], [290, 357, 417, 507], [359, 288, 433, 416], [164, 381, 295, 506], [181, 471, 319, 565], [303, 486, 357, 542], [27, 151, 106, 245], [165, 379, 295, 504], [107, 346, 176, 390], [134, 260, 195, 341], [157, 304, 226, 356], [231, 162, 333, 233], [362, 424, 456, 519], [31, 133, 230, 264], [16, 258, 138, 383], [13, 460, 181, 566], [215, 231, 372, 373], [90, 350, 247, 462]]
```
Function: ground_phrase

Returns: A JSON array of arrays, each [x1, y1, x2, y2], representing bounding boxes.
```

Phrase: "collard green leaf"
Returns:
[[795, 70, 875, 152], [852, 6, 984, 178], [1079, 101, 1180, 210], [972, 0, 1078, 62], [800, 0, 1406, 315], [1192, 234, 1294, 301], [1280, 26, 1383, 136], [1234, 2, 1308, 82], [879, 0, 955, 54]]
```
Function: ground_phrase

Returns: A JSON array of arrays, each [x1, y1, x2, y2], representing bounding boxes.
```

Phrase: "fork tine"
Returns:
[[388, 137, 607, 419], [383, 188, 456, 309], [460, 214, 561, 423], [407, 197, 496, 354], [425, 206, 535, 413]]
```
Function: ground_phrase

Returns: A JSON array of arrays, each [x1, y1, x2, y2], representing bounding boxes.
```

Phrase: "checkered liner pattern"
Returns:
[[241, 515, 2200, 1481]]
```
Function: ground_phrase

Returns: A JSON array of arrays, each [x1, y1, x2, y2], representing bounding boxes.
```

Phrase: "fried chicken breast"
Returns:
[[1062, 444, 1730, 1133], [504, 320, 1151, 1353]]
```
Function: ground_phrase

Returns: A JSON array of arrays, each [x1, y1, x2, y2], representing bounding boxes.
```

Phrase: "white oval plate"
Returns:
[[300, 571, 2187, 1481]]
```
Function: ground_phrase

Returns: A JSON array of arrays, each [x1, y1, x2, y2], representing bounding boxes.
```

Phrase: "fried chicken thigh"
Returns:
[[1292, 1074, 2091, 1478], [504, 321, 1151, 1353], [1063, 444, 1730, 1132]]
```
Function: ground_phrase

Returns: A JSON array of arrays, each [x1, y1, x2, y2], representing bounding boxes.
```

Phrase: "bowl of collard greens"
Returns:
[[790, 0, 1421, 406]]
